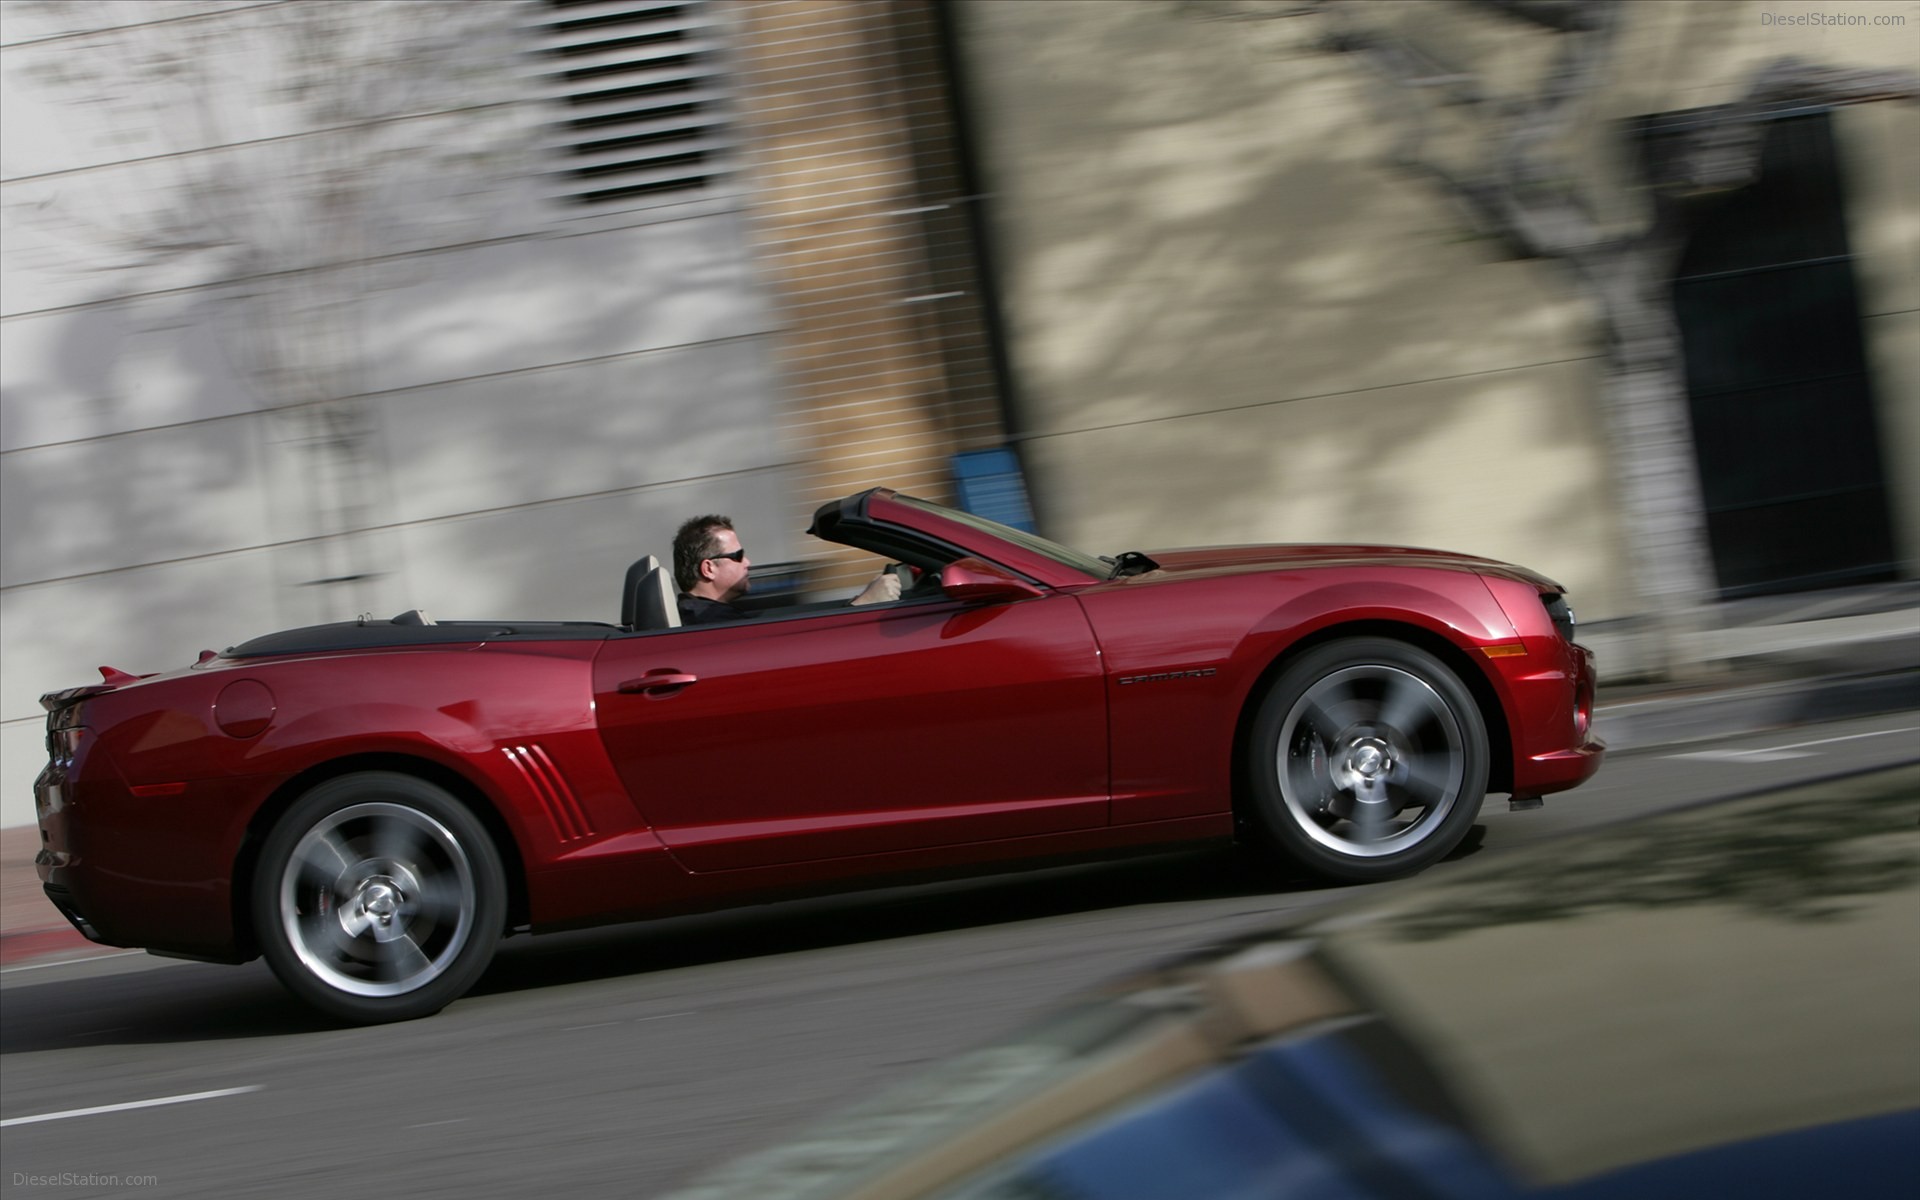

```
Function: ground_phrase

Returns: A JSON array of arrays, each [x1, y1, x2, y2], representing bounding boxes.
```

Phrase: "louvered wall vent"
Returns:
[[525, 0, 737, 209]]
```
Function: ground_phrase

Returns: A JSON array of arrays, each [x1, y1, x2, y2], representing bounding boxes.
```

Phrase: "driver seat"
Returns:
[[629, 556, 668, 633], [622, 555, 681, 631], [635, 566, 681, 631]]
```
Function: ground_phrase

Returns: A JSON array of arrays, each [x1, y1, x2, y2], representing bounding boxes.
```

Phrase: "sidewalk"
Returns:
[[0, 823, 93, 968], [1578, 581, 1920, 749], [5, 585, 1916, 969]]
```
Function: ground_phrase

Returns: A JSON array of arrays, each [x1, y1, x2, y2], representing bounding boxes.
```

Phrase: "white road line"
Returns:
[[1666, 726, 1920, 763], [563, 1012, 692, 1032], [1752, 726, 1919, 753], [0, 949, 146, 975], [0, 1086, 262, 1128]]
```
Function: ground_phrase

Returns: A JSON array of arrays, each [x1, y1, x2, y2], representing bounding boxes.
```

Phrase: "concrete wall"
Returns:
[[0, 2, 795, 829], [954, 0, 1918, 617], [954, 0, 1624, 616]]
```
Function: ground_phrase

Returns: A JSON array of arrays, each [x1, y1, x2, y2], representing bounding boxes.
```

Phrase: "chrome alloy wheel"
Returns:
[[278, 801, 478, 998], [1275, 664, 1467, 859]]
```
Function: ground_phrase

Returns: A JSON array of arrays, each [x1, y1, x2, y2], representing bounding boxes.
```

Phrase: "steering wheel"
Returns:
[[891, 561, 920, 597]]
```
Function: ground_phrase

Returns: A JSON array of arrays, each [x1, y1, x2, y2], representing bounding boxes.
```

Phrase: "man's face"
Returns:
[[705, 528, 752, 601]]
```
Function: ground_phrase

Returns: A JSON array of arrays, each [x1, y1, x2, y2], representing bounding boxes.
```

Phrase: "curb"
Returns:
[[0, 925, 105, 970]]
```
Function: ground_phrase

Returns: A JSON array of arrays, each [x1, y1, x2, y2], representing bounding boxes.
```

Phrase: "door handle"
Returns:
[[618, 672, 698, 695]]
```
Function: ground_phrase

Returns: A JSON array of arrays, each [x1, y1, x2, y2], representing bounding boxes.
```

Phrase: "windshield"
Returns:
[[893, 494, 1110, 580]]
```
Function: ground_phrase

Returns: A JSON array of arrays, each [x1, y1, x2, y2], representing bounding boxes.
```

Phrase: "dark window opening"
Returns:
[[1645, 107, 1897, 598]]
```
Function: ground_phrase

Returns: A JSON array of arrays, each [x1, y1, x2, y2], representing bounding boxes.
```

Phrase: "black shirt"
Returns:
[[678, 593, 749, 625]]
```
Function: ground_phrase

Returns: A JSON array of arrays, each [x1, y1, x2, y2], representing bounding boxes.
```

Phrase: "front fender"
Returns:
[[1244, 576, 1519, 654]]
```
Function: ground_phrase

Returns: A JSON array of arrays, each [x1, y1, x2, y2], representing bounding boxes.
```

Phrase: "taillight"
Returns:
[[43, 697, 90, 764], [49, 726, 85, 762]]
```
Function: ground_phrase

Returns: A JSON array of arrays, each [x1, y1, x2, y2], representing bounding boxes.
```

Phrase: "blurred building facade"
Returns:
[[0, 0, 1007, 826], [954, 0, 1919, 627], [1, 0, 1915, 827]]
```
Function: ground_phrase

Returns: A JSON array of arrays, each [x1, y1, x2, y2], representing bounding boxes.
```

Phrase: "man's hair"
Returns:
[[672, 514, 735, 592]]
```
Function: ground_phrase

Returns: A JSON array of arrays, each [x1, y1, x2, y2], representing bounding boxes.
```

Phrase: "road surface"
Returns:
[[3, 711, 1915, 1199]]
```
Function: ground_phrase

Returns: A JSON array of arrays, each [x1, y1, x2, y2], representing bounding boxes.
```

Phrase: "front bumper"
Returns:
[[1507, 641, 1604, 798]]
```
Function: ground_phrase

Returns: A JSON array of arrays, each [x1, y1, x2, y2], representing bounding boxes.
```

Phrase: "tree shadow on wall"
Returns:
[[966, 0, 1614, 587]]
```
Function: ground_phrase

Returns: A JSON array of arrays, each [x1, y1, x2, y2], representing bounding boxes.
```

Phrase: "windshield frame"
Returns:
[[887, 494, 1110, 581]]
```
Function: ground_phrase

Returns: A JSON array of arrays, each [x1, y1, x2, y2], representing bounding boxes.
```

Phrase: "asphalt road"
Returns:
[[4, 711, 1917, 1199]]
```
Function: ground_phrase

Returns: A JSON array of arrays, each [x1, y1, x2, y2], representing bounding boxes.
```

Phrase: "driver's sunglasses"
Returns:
[[705, 548, 747, 563]]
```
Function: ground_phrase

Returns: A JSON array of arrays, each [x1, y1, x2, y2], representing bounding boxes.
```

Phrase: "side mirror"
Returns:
[[940, 557, 1045, 604]]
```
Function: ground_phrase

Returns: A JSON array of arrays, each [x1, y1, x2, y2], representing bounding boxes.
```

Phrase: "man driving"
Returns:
[[673, 514, 899, 625]]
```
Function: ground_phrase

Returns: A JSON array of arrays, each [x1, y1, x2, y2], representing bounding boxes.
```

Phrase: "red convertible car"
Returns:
[[33, 488, 1601, 1022]]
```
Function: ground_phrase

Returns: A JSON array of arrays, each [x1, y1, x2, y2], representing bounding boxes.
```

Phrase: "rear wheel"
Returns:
[[253, 772, 504, 1023], [1246, 638, 1488, 883]]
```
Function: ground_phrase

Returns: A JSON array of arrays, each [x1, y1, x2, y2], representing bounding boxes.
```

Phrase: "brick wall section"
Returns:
[[728, 0, 1004, 590], [881, 1, 1011, 453]]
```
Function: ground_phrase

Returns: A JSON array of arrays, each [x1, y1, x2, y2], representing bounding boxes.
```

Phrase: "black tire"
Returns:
[[252, 772, 505, 1023], [1246, 638, 1488, 883]]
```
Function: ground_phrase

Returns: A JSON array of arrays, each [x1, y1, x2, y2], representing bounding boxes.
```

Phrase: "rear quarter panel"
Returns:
[[53, 641, 661, 955]]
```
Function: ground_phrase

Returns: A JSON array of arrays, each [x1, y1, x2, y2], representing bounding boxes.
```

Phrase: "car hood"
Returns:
[[1142, 543, 1566, 591]]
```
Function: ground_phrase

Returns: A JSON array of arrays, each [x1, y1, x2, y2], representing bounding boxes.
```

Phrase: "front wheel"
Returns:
[[252, 772, 505, 1023], [1246, 638, 1488, 883]]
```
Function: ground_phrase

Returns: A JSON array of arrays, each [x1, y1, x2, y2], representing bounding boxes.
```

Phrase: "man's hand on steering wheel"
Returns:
[[850, 567, 904, 606]]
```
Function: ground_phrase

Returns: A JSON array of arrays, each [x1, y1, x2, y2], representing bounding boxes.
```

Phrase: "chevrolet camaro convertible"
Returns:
[[34, 488, 1601, 1022]]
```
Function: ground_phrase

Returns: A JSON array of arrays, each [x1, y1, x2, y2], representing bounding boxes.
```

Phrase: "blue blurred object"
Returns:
[[965, 1026, 1517, 1199], [952, 448, 1036, 533]]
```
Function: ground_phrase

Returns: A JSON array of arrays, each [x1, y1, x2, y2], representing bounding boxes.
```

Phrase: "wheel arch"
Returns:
[[1229, 619, 1515, 833], [231, 753, 530, 961]]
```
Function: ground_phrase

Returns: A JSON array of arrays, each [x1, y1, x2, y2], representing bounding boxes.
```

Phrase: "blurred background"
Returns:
[[2, 0, 1916, 830]]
